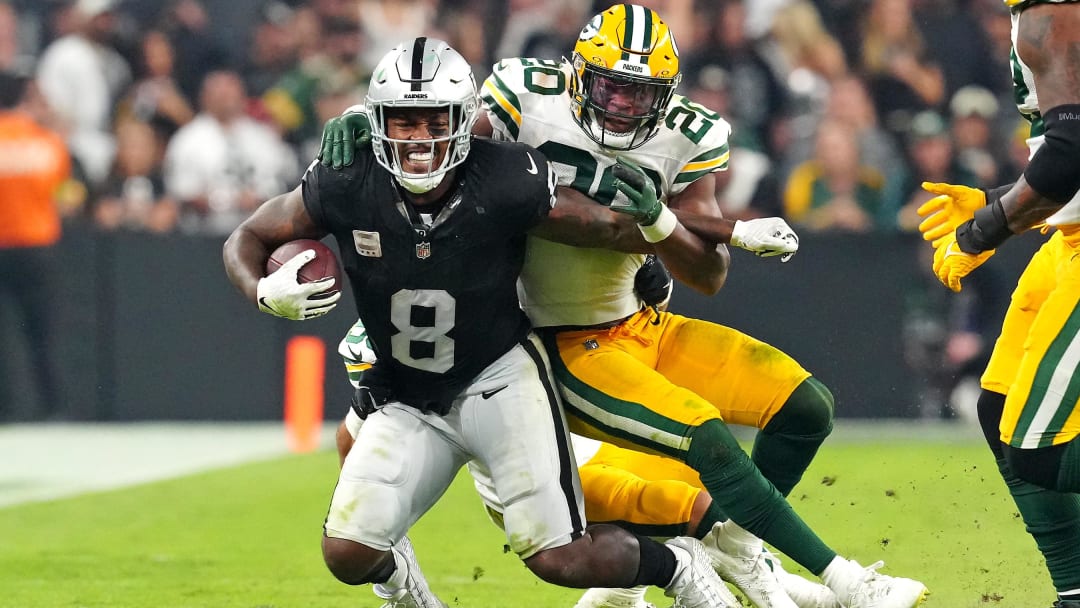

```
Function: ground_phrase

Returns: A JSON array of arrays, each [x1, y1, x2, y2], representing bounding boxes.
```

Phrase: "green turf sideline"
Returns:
[[0, 420, 983, 511], [0, 438, 1055, 607]]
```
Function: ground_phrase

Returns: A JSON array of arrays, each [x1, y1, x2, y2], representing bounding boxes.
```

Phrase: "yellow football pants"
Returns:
[[984, 228, 1080, 448], [544, 308, 811, 459], [579, 440, 703, 534]]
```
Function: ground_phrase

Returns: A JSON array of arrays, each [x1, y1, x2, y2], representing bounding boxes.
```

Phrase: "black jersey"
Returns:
[[302, 138, 556, 412]]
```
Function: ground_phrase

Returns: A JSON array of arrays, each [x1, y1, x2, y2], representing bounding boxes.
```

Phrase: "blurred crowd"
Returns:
[[0, 0, 1028, 236], [0, 0, 1033, 420]]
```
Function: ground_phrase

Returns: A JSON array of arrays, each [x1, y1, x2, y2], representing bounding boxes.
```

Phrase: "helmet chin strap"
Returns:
[[396, 172, 446, 194], [586, 118, 637, 149]]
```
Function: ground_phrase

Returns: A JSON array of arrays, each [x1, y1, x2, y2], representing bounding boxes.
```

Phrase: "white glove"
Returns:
[[256, 249, 341, 320], [730, 218, 800, 262]]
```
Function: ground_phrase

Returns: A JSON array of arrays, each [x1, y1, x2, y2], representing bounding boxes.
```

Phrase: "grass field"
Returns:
[[0, 437, 1054, 608]]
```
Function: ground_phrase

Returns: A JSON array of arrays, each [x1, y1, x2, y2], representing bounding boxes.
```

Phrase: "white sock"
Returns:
[[607, 586, 649, 601], [819, 555, 851, 589], [711, 520, 763, 555], [665, 543, 692, 588], [576, 585, 650, 608], [382, 546, 410, 592], [580, 586, 650, 601]]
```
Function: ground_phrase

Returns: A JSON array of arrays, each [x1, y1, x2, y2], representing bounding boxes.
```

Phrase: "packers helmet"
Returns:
[[569, 4, 681, 150]]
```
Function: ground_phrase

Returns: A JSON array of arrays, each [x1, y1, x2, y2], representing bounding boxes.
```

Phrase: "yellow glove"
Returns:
[[917, 182, 986, 248], [932, 232, 995, 292]]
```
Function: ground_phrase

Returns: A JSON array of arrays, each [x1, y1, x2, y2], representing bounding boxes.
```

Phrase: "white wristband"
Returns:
[[638, 205, 678, 243], [730, 219, 748, 248]]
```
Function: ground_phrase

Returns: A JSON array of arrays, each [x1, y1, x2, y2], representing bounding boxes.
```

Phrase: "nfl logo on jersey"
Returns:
[[415, 241, 431, 259]]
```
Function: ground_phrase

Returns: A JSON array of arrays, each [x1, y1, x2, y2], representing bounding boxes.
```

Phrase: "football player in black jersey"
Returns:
[[224, 38, 742, 608]]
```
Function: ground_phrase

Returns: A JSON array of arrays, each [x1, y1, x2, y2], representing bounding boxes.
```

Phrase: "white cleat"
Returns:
[[824, 559, 928, 608], [703, 524, 797, 608], [760, 550, 840, 608], [373, 537, 448, 608], [664, 536, 742, 608], [573, 586, 656, 608], [375, 586, 446, 608]]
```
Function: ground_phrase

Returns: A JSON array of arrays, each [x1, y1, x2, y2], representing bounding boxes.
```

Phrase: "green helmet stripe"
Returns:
[[622, 4, 636, 50]]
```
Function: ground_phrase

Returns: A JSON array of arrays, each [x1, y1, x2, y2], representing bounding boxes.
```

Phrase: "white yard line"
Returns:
[[0, 419, 982, 510], [0, 422, 338, 509]]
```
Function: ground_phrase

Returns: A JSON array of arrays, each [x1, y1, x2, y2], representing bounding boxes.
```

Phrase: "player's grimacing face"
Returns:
[[384, 108, 452, 173]]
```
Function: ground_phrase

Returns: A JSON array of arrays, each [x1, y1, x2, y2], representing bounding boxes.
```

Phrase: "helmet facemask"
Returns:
[[571, 54, 678, 150], [366, 38, 479, 193]]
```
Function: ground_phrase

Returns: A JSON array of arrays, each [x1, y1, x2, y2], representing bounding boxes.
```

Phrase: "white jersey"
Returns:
[[1009, 10, 1080, 225], [482, 58, 732, 327]]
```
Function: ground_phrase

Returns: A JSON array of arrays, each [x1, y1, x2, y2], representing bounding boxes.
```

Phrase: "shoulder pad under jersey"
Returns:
[[481, 57, 571, 141]]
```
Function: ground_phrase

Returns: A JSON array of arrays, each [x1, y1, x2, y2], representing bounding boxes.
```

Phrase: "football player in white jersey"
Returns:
[[319, 5, 927, 608], [917, 1, 1080, 606], [481, 6, 925, 608]]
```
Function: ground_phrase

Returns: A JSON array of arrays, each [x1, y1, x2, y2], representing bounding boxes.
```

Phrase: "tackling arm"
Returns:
[[533, 176, 795, 293], [531, 186, 654, 251], [656, 173, 730, 295], [532, 183, 739, 257]]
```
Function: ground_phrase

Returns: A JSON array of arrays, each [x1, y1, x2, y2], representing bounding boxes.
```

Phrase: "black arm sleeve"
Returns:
[[1023, 104, 1080, 203]]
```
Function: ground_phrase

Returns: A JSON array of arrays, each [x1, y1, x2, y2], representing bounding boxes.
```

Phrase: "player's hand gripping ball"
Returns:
[[258, 239, 343, 320]]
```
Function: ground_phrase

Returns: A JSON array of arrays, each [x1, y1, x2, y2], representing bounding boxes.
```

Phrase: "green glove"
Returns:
[[611, 157, 663, 225], [319, 111, 372, 170]]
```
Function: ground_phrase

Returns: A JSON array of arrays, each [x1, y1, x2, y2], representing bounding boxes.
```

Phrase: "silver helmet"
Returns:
[[366, 38, 479, 193]]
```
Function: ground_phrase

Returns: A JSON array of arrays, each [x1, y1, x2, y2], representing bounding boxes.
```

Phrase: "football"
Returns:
[[266, 238, 342, 292]]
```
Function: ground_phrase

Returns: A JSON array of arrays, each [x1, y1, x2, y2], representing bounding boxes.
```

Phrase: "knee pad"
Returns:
[[1024, 104, 1080, 202], [1003, 443, 1067, 491], [764, 377, 835, 438], [686, 419, 752, 476]]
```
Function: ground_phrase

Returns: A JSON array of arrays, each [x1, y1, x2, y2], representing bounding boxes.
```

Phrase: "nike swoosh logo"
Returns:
[[481, 385, 508, 399], [524, 153, 538, 175]]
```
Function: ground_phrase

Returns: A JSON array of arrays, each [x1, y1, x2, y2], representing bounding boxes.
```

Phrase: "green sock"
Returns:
[[752, 377, 834, 496], [980, 390, 1080, 594], [686, 419, 836, 575], [694, 501, 725, 540], [996, 453, 1080, 594]]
